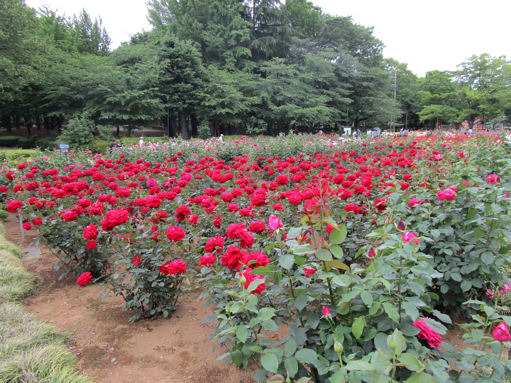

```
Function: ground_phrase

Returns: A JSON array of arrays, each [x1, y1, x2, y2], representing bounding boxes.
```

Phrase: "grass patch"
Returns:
[[0, 250, 34, 302], [0, 149, 39, 163], [0, 225, 93, 382]]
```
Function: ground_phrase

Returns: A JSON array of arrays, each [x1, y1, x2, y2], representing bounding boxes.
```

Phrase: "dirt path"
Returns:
[[6, 216, 254, 383]]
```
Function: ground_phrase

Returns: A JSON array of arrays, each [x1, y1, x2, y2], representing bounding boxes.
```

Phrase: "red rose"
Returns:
[[304, 267, 316, 277], [175, 205, 191, 223], [188, 214, 199, 225], [213, 216, 222, 227], [199, 254, 217, 267], [101, 208, 130, 231], [22, 222, 32, 230], [205, 235, 224, 254], [86, 240, 97, 249], [160, 258, 187, 275], [165, 226, 185, 242], [76, 272, 93, 286], [31, 217, 43, 226], [132, 254, 141, 267], [83, 223, 98, 240], [6, 200, 23, 212], [221, 245, 243, 270], [249, 221, 266, 233]]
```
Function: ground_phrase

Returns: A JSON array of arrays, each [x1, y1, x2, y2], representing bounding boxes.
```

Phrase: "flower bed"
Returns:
[[2, 132, 511, 382]]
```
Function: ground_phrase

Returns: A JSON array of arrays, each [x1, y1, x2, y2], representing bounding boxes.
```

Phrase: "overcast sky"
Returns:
[[25, 0, 511, 76]]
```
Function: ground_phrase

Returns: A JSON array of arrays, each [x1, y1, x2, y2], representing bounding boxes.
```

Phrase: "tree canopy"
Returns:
[[1, 0, 509, 138]]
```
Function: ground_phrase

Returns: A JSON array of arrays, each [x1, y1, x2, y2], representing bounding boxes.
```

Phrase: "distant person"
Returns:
[[218, 134, 224, 143], [109, 139, 121, 151], [374, 126, 381, 137], [139, 136, 144, 147], [399, 128, 404, 137]]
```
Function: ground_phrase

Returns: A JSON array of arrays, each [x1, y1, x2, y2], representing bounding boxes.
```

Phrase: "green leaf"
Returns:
[[261, 353, 279, 374], [332, 274, 352, 287], [361, 291, 373, 307], [295, 294, 308, 310], [236, 326, 249, 343], [232, 350, 243, 366], [352, 316, 365, 339], [383, 302, 400, 323], [481, 252, 495, 264], [450, 272, 462, 282], [284, 339, 297, 357], [258, 307, 276, 321], [251, 266, 274, 276], [345, 360, 374, 371], [330, 244, 344, 259], [387, 329, 405, 355], [432, 310, 452, 324], [460, 280, 472, 292], [325, 259, 349, 271], [405, 372, 437, 383], [284, 357, 298, 377], [262, 319, 278, 331], [329, 224, 347, 244], [398, 352, 425, 372], [316, 248, 332, 261], [279, 254, 294, 270], [295, 348, 318, 366], [287, 227, 302, 240], [402, 301, 419, 321], [247, 278, 265, 293]]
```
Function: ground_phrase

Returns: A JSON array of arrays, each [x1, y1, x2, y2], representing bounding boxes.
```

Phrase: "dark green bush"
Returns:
[[0, 136, 36, 149], [91, 140, 109, 154]]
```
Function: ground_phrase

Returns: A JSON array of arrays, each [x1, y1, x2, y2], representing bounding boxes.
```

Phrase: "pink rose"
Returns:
[[492, 322, 511, 341], [268, 215, 283, 231], [485, 174, 500, 184], [402, 232, 420, 244], [322, 306, 331, 316], [412, 319, 442, 348], [437, 189, 456, 201]]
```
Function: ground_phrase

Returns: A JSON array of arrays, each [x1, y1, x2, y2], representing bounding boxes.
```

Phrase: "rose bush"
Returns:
[[2, 131, 510, 380]]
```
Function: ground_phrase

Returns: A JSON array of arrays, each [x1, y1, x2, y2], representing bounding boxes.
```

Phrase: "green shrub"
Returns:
[[0, 136, 36, 149], [91, 139, 109, 154], [57, 114, 96, 149], [198, 123, 211, 139]]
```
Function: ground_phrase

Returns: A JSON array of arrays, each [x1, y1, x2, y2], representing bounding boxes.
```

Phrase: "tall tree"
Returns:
[[157, 33, 206, 139], [148, 0, 252, 68]]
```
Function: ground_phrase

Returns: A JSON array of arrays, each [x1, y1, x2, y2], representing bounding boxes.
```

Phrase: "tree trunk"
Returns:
[[209, 120, 215, 136], [171, 116, 177, 137], [191, 115, 198, 137], [179, 110, 189, 139]]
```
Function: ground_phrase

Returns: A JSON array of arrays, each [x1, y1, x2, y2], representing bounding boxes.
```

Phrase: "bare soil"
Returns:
[[6, 215, 254, 383]]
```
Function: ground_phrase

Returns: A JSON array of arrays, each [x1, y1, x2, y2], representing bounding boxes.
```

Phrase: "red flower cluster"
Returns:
[[160, 259, 187, 275], [101, 208, 130, 231]]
